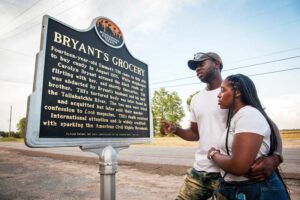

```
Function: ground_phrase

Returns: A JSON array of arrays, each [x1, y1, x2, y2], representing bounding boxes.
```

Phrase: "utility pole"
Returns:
[[9, 106, 12, 137]]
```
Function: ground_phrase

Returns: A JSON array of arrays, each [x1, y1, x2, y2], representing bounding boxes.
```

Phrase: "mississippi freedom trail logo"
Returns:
[[95, 17, 124, 48]]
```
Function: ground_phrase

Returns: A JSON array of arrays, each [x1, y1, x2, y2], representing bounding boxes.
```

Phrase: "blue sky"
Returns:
[[0, 0, 299, 131]]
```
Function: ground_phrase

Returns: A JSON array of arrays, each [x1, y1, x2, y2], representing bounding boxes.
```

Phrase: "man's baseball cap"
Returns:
[[187, 52, 223, 70]]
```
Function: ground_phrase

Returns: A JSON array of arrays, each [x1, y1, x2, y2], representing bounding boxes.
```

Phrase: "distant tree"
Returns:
[[0, 131, 9, 137], [151, 88, 185, 136], [17, 117, 26, 138], [186, 91, 199, 112]]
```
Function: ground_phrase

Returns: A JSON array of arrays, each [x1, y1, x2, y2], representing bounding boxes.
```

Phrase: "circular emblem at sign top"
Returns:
[[95, 17, 124, 48]]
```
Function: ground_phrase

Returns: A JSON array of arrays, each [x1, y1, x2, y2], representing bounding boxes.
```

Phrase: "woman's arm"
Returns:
[[210, 132, 264, 176]]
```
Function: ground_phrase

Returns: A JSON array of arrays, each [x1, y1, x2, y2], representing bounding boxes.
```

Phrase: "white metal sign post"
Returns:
[[81, 144, 129, 200]]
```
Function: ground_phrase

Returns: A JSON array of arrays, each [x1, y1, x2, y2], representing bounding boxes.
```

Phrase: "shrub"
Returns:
[[0, 131, 9, 137], [12, 132, 21, 138]]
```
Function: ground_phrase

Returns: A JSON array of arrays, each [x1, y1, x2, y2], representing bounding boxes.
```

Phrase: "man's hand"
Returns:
[[161, 121, 176, 135], [245, 154, 281, 181], [207, 147, 220, 160]]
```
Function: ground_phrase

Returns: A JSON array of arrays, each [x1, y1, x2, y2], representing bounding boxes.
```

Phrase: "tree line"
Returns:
[[0, 117, 26, 138]]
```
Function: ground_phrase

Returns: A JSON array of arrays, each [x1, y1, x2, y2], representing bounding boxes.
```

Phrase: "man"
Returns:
[[163, 52, 282, 200]]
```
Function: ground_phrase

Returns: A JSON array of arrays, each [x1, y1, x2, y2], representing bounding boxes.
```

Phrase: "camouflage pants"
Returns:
[[176, 168, 220, 200]]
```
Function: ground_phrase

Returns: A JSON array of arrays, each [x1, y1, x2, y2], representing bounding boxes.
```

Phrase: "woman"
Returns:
[[207, 74, 289, 200]]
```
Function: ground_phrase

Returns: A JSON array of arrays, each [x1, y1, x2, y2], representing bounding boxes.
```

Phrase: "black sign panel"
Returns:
[[37, 16, 150, 139]]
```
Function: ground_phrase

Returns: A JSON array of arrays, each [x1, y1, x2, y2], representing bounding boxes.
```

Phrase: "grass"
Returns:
[[133, 136, 198, 148], [134, 131, 300, 147], [281, 133, 300, 139], [1, 130, 299, 148], [280, 130, 300, 139], [0, 137, 23, 142]]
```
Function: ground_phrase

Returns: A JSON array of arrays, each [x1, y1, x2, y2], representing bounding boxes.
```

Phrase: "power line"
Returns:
[[1, 0, 42, 29], [0, 0, 87, 41], [224, 55, 300, 72], [249, 67, 300, 77], [151, 46, 300, 84], [0, 1, 67, 40], [150, 67, 300, 90], [0, 47, 33, 57], [151, 82, 202, 90], [150, 55, 300, 85], [0, 78, 32, 85], [54, 0, 87, 17], [151, 76, 194, 85], [227, 46, 300, 64]]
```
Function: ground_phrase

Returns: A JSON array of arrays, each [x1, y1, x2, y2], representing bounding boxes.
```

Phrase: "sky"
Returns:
[[0, 0, 300, 132]]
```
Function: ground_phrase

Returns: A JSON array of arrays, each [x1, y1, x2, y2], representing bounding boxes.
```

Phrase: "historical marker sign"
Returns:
[[25, 15, 152, 147]]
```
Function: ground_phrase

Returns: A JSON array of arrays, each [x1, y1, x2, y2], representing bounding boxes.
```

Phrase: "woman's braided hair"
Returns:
[[225, 74, 277, 155]]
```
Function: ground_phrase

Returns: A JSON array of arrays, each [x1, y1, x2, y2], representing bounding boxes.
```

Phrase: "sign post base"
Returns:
[[80, 144, 129, 200]]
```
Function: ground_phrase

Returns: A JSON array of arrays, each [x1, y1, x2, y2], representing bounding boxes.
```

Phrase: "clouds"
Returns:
[[263, 94, 300, 129], [48, 0, 199, 34], [0, 0, 299, 132], [0, 0, 199, 131]]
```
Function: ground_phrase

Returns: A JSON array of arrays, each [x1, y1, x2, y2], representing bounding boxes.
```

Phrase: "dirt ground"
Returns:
[[0, 148, 299, 200]]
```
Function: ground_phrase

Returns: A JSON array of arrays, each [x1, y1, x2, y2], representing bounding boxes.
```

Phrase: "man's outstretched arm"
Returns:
[[162, 121, 199, 141]]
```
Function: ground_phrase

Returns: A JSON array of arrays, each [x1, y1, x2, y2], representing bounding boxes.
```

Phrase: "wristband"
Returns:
[[172, 124, 177, 132], [274, 153, 284, 163], [278, 154, 284, 163], [208, 150, 219, 160]]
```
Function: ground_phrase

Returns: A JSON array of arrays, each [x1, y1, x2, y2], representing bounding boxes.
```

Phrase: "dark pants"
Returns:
[[214, 171, 288, 200]]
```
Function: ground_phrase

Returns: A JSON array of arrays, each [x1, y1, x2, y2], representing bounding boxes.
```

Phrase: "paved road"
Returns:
[[1, 142, 299, 176], [0, 142, 195, 166]]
